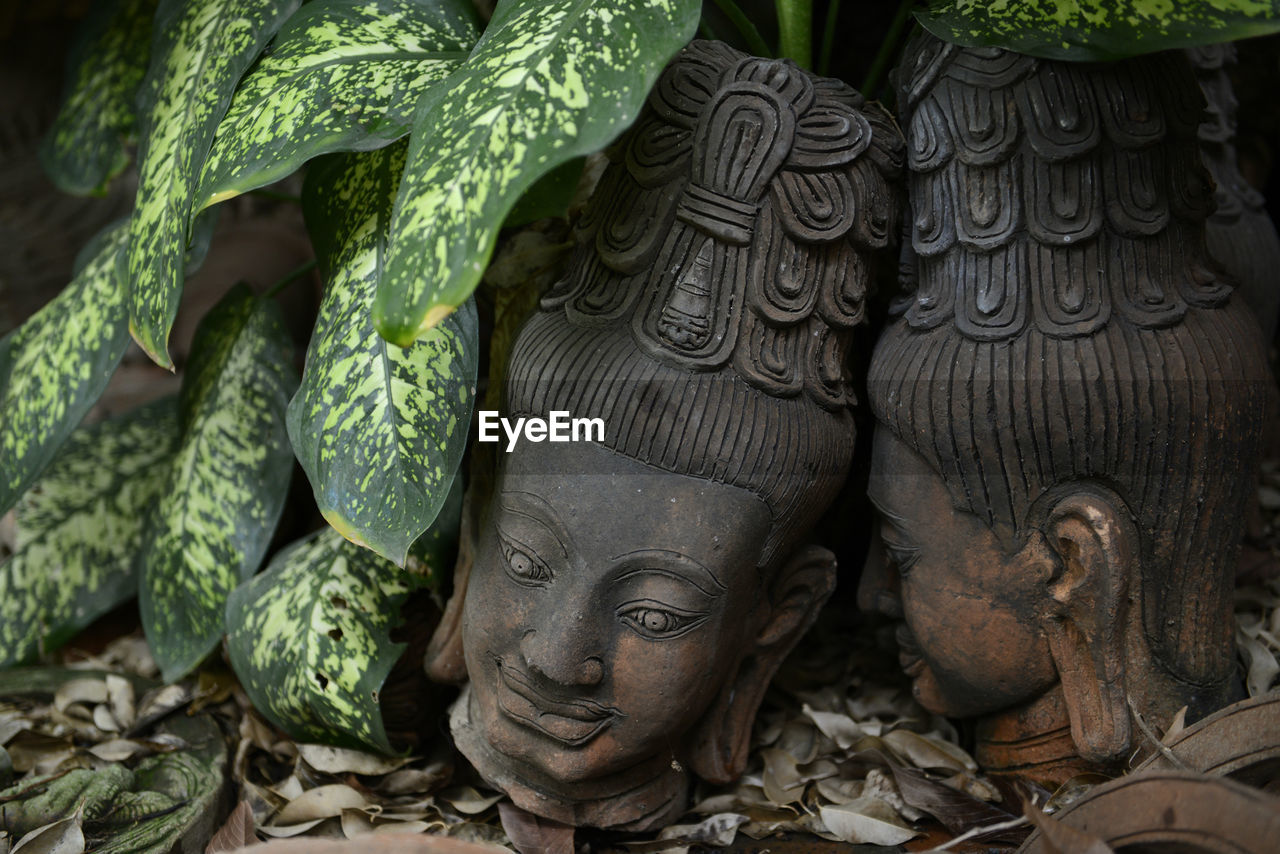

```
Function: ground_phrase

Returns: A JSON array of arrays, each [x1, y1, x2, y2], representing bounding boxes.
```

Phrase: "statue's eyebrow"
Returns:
[[498, 491, 572, 558], [611, 549, 726, 596], [868, 493, 909, 530]]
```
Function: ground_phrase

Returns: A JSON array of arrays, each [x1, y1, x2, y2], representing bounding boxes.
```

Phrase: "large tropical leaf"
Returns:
[[225, 484, 460, 753], [917, 0, 1280, 61], [0, 222, 131, 518], [126, 0, 300, 369], [195, 0, 480, 212], [39, 0, 157, 196], [290, 145, 478, 565], [138, 285, 298, 683], [375, 0, 700, 345], [0, 399, 179, 668]]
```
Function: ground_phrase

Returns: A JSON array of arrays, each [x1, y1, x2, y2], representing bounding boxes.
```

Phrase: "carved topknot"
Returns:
[[542, 39, 903, 412]]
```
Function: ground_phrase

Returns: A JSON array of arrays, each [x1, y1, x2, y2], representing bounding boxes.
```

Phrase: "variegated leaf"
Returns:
[[291, 145, 478, 565], [918, 0, 1280, 61], [0, 222, 131, 518], [195, 0, 480, 212], [138, 285, 298, 683], [225, 484, 460, 753], [375, 0, 699, 345], [39, 0, 157, 196], [126, 0, 300, 369], [0, 399, 179, 667]]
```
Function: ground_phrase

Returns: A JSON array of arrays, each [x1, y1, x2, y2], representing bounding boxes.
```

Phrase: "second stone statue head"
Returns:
[[426, 41, 902, 829]]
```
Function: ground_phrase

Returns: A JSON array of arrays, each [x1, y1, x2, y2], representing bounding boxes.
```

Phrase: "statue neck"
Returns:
[[974, 684, 1107, 788], [449, 685, 689, 831]]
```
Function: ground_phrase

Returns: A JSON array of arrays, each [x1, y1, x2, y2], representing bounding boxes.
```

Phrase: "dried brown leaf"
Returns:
[[437, 785, 503, 815], [376, 764, 451, 796], [297, 744, 411, 777], [208, 801, 258, 853], [52, 679, 107, 714], [882, 729, 974, 772], [10, 809, 84, 854], [273, 784, 368, 824], [1024, 805, 1115, 853], [818, 797, 920, 846], [656, 812, 747, 847], [760, 748, 805, 805], [5, 731, 73, 772], [105, 675, 134, 730], [497, 801, 574, 854], [86, 738, 147, 762], [887, 764, 1030, 843]]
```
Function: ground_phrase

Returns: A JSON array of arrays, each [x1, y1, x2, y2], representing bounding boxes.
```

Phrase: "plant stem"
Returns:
[[699, 17, 721, 41], [860, 0, 915, 99], [265, 259, 318, 298], [776, 0, 812, 68], [710, 0, 772, 57], [818, 0, 841, 76]]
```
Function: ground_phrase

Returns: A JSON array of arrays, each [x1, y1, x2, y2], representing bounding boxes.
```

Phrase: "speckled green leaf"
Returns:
[[375, 0, 699, 344], [226, 485, 460, 752], [0, 222, 131, 518], [918, 0, 1280, 61], [195, 0, 479, 212], [126, 0, 300, 369], [39, 0, 157, 196], [0, 399, 179, 668], [138, 285, 298, 683], [292, 145, 477, 564]]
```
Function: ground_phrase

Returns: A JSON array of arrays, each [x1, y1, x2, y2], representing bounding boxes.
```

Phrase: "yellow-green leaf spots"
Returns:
[[195, 0, 480, 211], [0, 222, 133, 517], [375, 0, 699, 345], [39, 0, 157, 196], [126, 0, 300, 368], [290, 145, 478, 566], [138, 286, 298, 683], [918, 0, 1280, 60], [0, 399, 180, 666], [225, 486, 459, 753]]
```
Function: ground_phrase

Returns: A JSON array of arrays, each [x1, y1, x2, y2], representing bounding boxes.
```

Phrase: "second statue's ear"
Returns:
[[1041, 490, 1140, 764], [688, 545, 837, 783]]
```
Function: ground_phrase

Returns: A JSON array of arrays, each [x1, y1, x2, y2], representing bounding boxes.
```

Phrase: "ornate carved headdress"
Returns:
[[505, 39, 903, 565], [872, 32, 1270, 688]]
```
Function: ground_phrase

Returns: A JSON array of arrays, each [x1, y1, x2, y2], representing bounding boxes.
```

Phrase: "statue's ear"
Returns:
[[1041, 492, 1139, 764], [424, 493, 479, 683], [688, 545, 837, 783]]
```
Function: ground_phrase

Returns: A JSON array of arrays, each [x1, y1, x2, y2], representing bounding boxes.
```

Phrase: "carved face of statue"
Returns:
[[859, 430, 1058, 718], [460, 439, 772, 788]]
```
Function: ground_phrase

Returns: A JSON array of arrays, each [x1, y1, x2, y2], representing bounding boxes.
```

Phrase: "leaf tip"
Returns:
[[128, 318, 174, 371]]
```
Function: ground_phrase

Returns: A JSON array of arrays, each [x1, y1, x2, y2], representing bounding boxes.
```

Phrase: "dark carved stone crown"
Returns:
[[506, 40, 903, 566], [542, 39, 903, 412], [893, 32, 1229, 340]]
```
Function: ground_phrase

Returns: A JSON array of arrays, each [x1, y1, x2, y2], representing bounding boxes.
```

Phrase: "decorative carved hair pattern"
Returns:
[[871, 33, 1271, 688], [506, 40, 903, 566], [1188, 44, 1280, 341]]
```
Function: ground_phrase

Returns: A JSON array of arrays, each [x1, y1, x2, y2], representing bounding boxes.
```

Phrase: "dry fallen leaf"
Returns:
[[273, 784, 369, 825], [297, 744, 411, 777], [497, 801, 574, 854], [208, 800, 257, 853], [1025, 804, 1115, 854], [818, 797, 921, 846], [10, 809, 84, 854], [437, 785, 503, 816]]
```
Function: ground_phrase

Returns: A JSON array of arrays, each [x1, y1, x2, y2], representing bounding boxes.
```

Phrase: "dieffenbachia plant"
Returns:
[[918, 0, 1280, 60], [0, 0, 698, 749]]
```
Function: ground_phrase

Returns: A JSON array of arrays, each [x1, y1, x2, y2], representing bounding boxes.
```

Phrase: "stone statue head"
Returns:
[[861, 33, 1272, 785], [427, 40, 902, 829]]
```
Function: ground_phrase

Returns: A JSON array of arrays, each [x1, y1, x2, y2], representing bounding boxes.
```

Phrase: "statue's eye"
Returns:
[[499, 536, 551, 585], [618, 601, 705, 639]]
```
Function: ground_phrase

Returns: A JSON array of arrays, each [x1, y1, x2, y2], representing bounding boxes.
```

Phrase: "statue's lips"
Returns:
[[494, 661, 618, 746]]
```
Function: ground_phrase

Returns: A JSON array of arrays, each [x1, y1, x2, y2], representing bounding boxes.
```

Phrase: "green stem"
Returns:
[[860, 0, 915, 98], [819, 0, 841, 76], [699, 17, 721, 41], [710, 0, 772, 57], [265, 259, 318, 298], [776, 0, 813, 68]]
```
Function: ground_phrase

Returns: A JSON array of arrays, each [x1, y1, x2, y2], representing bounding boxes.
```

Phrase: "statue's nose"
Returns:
[[519, 624, 605, 688]]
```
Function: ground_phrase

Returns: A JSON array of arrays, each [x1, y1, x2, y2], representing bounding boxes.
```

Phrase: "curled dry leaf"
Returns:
[[10, 809, 84, 854], [497, 802, 574, 854], [207, 800, 257, 854], [818, 797, 921, 846], [656, 812, 747, 848], [273, 783, 369, 825], [86, 738, 147, 762], [104, 675, 135, 730], [297, 743, 411, 777], [438, 785, 504, 816], [377, 763, 451, 796], [52, 679, 107, 714], [1024, 804, 1115, 854]]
